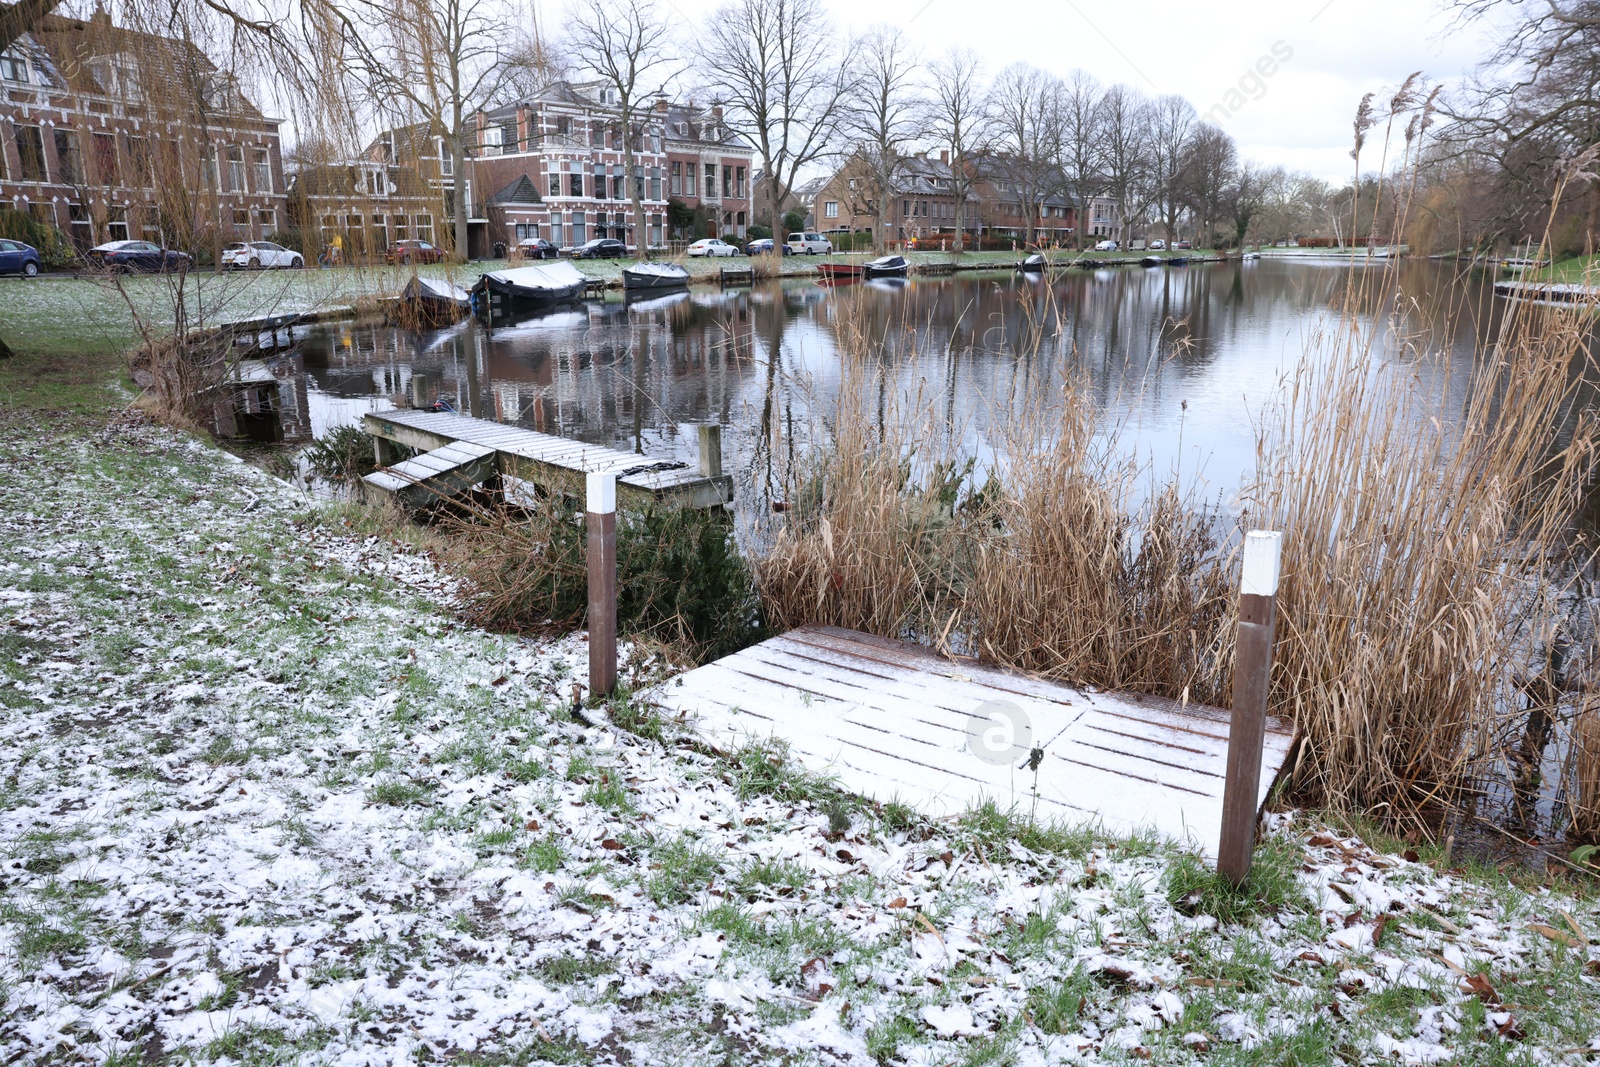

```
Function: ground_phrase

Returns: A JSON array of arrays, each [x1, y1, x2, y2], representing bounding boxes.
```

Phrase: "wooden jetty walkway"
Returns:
[[362, 409, 733, 509], [650, 625, 1295, 858]]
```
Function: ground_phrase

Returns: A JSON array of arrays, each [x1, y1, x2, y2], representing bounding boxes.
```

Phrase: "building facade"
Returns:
[[466, 81, 672, 256], [661, 102, 753, 239], [0, 8, 286, 253], [285, 127, 459, 262]]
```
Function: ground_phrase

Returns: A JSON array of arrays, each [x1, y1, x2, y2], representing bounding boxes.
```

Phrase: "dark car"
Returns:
[[386, 239, 446, 265], [0, 238, 42, 277], [570, 238, 628, 259], [85, 240, 192, 273], [515, 237, 557, 260], [745, 238, 783, 256]]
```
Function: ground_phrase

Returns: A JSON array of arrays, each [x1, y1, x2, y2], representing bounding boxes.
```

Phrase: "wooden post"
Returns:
[[586, 469, 618, 699], [410, 372, 429, 410], [1218, 530, 1282, 886], [373, 434, 396, 469], [698, 424, 723, 479]]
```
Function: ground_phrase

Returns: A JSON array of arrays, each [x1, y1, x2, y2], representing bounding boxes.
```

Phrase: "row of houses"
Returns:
[[1, 6, 1116, 259], [791, 152, 1121, 248]]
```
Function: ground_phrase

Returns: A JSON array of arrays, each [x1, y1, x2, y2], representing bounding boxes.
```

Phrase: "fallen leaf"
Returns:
[[491, 675, 508, 687], [914, 912, 945, 944], [1559, 911, 1589, 947], [1495, 1014, 1526, 1040], [1461, 973, 1499, 1003], [836, 848, 855, 863], [1527, 923, 1579, 948], [1402, 849, 1420, 863], [525, 819, 539, 831], [887, 897, 908, 909], [1425, 951, 1468, 976], [601, 839, 624, 851], [1297, 951, 1326, 965], [1133, 1048, 1152, 1060]]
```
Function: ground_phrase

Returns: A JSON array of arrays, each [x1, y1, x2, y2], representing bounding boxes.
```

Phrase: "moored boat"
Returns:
[[391, 275, 471, 327], [1020, 253, 1048, 272], [474, 260, 589, 312], [862, 255, 909, 278], [817, 262, 863, 280], [1140, 255, 1163, 267], [621, 261, 691, 291], [1166, 256, 1190, 266]]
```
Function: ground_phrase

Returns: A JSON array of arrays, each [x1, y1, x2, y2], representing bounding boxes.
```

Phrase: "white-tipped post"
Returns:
[[586, 470, 617, 698], [1219, 530, 1283, 885]]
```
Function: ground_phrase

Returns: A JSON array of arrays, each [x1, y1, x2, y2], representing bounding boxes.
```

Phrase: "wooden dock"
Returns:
[[362, 409, 733, 509], [718, 267, 755, 288], [650, 625, 1295, 858]]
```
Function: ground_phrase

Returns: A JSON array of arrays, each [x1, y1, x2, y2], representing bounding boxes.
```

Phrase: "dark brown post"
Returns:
[[586, 470, 618, 698], [1218, 530, 1282, 886]]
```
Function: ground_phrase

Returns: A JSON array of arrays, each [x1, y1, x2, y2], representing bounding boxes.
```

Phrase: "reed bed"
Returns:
[[754, 265, 1600, 837], [1572, 698, 1600, 844]]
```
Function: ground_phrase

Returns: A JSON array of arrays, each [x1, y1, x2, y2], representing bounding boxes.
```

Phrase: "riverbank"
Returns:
[[0, 248, 1227, 365], [2, 407, 1599, 1064]]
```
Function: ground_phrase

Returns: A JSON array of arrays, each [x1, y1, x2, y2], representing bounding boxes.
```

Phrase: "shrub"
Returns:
[[455, 499, 764, 664], [745, 223, 772, 241], [305, 425, 379, 484], [782, 209, 806, 235], [0, 208, 76, 268]]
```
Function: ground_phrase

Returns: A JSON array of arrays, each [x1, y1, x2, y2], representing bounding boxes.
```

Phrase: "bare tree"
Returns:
[[1178, 123, 1236, 247], [924, 47, 985, 252], [988, 63, 1063, 247], [1056, 69, 1104, 251], [1149, 93, 1197, 244], [0, 0, 63, 51], [567, 0, 679, 261], [325, 0, 508, 262], [705, 0, 851, 234], [1098, 84, 1155, 245], [1225, 161, 1280, 247], [844, 25, 921, 253]]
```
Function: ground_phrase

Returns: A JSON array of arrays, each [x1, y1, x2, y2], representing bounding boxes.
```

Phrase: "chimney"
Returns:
[[940, 150, 949, 165], [654, 97, 670, 115], [710, 104, 724, 122]]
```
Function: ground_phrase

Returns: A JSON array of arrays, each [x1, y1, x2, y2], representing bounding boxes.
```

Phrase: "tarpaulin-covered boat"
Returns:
[[474, 260, 589, 312], [621, 261, 691, 291]]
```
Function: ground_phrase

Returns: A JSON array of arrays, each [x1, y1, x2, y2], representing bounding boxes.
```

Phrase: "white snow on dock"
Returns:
[[652, 626, 1295, 858]]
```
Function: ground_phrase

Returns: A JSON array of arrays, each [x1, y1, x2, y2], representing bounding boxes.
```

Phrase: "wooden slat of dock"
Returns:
[[362, 409, 733, 508], [650, 625, 1294, 858]]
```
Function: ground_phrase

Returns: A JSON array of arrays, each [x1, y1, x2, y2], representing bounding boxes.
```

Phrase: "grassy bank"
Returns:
[[1534, 254, 1600, 285], [2, 410, 1597, 1065]]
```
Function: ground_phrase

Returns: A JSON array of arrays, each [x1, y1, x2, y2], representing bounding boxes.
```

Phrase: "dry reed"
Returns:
[[753, 257, 1600, 836], [1571, 697, 1600, 844]]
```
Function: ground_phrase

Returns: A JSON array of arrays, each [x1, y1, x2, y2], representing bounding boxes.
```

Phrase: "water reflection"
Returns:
[[283, 259, 1506, 522]]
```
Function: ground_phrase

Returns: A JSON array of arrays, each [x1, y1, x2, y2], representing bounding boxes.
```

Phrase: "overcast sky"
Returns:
[[647, 0, 1508, 183]]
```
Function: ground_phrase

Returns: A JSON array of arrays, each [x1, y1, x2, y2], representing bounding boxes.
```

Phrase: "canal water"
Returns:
[[275, 257, 1504, 527]]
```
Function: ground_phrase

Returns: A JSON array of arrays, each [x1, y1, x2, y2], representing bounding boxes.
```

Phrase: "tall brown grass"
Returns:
[[754, 267, 1600, 837]]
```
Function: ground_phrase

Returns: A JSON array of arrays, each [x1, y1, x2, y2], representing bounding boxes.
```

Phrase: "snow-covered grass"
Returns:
[[2, 411, 1598, 1065]]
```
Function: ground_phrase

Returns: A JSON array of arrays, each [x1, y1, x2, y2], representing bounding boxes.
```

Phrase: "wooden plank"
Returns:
[[652, 625, 1299, 858]]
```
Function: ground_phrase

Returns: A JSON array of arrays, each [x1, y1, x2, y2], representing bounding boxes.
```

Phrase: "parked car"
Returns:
[[786, 231, 834, 255], [1149, 240, 1166, 251], [687, 238, 740, 258], [0, 238, 42, 277], [221, 241, 304, 269], [570, 238, 628, 259], [386, 240, 446, 265], [1093, 239, 1119, 252], [85, 240, 192, 272], [515, 237, 558, 260], [745, 237, 779, 255], [1176, 240, 1193, 250]]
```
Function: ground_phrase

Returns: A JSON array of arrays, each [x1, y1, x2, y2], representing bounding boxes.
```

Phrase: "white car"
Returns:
[[1149, 239, 1166, 251], [1094, 239, 1119, 252], [786, 231, 834, 254], [687, 238, 740, 257], [223, 240, 304, 269]]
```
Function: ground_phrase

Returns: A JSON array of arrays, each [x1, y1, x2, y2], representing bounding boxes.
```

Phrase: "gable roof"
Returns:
[[489, 174, 542, 205]]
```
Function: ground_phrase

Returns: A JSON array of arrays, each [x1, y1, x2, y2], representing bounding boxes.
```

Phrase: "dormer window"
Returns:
[[675, 121, 687, 135], [0, 52, 28, 83]]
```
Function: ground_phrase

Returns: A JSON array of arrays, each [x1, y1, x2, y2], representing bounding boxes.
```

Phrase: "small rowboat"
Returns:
[[391, 275, 471, 327], [817, 262, 863, 280], [1020, 253, 1048, 272], [621, 261, 691, 291], [863, 255, 909, 278]]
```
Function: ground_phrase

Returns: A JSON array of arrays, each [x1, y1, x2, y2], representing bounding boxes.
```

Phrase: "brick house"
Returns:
[[0, 7, 286, 253], [808, 151, 962, 244], [465, 81, 672, 256], [661, 102, 754, 240], [285, 126, 458, 262]]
